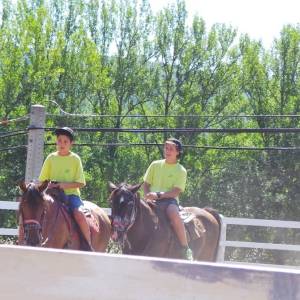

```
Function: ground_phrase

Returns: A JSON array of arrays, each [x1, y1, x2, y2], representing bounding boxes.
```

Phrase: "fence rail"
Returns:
[[0, 201, 18, 210], [1, 200, 300, 264]]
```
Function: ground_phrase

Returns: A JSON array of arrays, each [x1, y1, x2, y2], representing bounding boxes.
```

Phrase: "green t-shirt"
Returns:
[[143, 159, 187, 200], [39, 151, 85, 196]]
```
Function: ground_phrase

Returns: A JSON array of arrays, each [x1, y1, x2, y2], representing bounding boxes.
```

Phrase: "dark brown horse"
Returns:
[[109, 182, 221, 261], [18, 181, 111, 251]]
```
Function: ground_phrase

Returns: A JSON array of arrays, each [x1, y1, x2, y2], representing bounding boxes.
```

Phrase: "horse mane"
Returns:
[[117, 182, 132, 191], [110, 182, 135, 199], [21, 184, 45, 210]]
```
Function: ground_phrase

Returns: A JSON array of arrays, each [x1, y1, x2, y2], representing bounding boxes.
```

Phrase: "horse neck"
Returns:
[[122, 199, 158, 254], [130, 199, 157, 234], [42, 195, 59, 230], [41, 195, 71, 248]]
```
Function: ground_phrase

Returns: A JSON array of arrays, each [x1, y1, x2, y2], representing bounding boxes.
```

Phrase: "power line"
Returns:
[[0, 145, 27, 152], [45, 143, 300, 151], [0, 130, 28, 139], [36, 126, 300, 134], [46, 113, 300, 119], [0, 115, 29, 125], [44, 101, 300, 118]]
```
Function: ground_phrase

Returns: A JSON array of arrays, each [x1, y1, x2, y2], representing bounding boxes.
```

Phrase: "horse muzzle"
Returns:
[[111, 230, 119, 242], [23, 220, 43, 246], [111, 216, 130, 242]]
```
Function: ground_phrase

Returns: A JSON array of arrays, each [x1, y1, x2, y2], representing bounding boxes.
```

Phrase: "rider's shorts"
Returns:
[[156, 198, 179, 210], [66, 194, 84, 211]]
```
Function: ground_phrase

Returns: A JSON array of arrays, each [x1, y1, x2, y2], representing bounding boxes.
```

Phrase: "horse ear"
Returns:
[[108, 182, 117, 193], [18, 180, 27, 193], [38, 180, 49, 192], [130, 183, 143, 194]]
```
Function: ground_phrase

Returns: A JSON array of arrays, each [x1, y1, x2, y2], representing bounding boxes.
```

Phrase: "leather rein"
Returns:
[[112, 191, 159, 253], [112, 194, 138, 250]]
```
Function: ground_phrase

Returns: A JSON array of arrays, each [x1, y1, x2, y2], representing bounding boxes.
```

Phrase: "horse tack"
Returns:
[[109, 182, 221, 261], [87, 213, 100, 234], [109, 183, 172, 253], [18, 181, 111, 252], [148, 200, 201, 243], [18, 183, 47, 246], [111, 198, 138, 250], [184, 217, 205, 242]]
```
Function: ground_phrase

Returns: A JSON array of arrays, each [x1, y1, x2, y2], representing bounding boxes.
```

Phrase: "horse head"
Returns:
[[18, 180, 49, 246], [108, 182, 142, 243]]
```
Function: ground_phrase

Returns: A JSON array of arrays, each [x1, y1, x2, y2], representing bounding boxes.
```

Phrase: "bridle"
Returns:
[[20, 203, 46, 246], [18, 182, 49, 246], [111, 188, 138, 249], [18, 181, 70, 247]]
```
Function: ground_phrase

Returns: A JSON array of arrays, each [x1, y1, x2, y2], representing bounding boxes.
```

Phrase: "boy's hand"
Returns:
[[145, 192, 159, 200], [48, 181, 60, 189]]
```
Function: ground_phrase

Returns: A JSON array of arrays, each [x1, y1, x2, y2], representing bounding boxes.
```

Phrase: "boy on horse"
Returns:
[[39, 127, 93, 251], [143, 138, 193, 260]]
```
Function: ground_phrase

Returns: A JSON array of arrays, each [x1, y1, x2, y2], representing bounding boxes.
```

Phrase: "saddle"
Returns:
[[149, 200, 205, 243], [46, 188, 98, 250], [180, 210, 205, 242]]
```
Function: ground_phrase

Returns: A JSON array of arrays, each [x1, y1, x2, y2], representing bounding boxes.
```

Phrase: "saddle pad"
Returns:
[[179, 210, 195, 223], [79, 206, 92, 217], [185, 217, 206, 242], [80, 206, 100, 233], [77, 205, 100, 234]]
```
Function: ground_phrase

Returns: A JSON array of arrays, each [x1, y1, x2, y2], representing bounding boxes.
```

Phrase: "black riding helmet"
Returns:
[[166, 137, 183, 156], [54, 127, 75, 141]]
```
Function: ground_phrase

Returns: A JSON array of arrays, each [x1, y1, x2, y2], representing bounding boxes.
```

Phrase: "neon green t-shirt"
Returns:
[[143, 159, 187, 200], [39, 151, 85, 196]]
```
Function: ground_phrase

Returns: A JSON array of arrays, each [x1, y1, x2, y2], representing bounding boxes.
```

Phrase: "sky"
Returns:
[[148, 0, 300, 48]]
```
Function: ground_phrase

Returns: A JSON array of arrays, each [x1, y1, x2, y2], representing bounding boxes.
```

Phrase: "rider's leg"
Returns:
[[166, 204, 188, 247], [166, 203, 193, 260], [73, 208, 93, 249], [68, 194, 93, 251]]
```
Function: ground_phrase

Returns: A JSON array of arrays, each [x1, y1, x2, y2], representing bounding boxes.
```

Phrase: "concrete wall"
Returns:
[[0, 245, 299, 300]]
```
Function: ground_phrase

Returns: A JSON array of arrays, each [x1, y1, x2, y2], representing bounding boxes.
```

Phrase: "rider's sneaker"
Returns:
[[182, 246, 193, 260], [89, 243, 95, 252]]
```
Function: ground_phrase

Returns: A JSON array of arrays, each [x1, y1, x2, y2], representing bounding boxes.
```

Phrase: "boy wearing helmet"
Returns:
[[143, 138, 192, 260], [39, 127, 93, 251]]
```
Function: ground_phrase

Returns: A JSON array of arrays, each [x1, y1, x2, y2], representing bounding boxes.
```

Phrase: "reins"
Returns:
[[40, 194, 74, 247], [112, 190, 159, 253], [20, 192, 72, 247], [20, 204, 46, 245], [112, 195, 138, 250]]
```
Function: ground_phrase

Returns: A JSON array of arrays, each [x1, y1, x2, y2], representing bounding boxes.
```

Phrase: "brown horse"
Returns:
[[18, 181, 111, 251], [109, 182, 221, 261]]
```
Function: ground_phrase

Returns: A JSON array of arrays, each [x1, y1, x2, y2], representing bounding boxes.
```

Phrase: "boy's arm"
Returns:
[[48, 181, 85, 190], [39, 155, 51, 182], [143, 181, 151, 195], [144, 186, 182, 200]]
